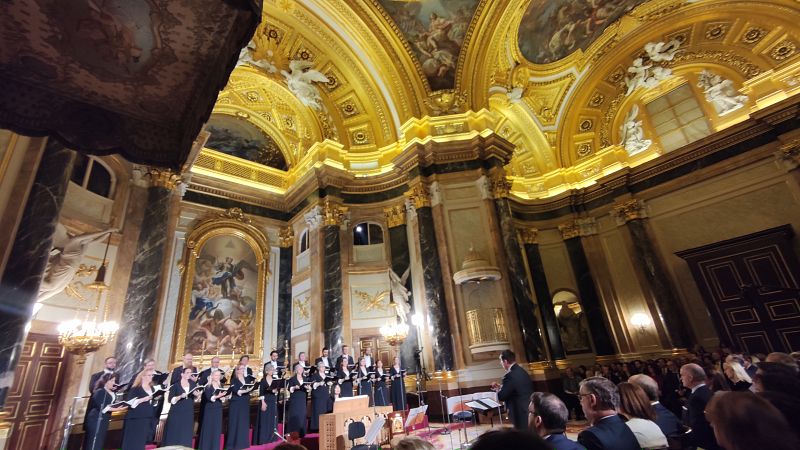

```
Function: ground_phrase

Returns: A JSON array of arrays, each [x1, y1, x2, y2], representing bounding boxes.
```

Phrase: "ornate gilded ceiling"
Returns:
[[192, 0, 800, 201]]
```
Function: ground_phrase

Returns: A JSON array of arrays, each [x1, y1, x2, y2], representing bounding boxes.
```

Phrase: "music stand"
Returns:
[[403, 405, 429, 435]]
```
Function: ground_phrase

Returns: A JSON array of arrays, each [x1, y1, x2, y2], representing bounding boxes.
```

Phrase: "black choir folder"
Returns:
[[213, 386, 233, 396]]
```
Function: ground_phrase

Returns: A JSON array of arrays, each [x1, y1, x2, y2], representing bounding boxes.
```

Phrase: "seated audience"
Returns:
[[705, 391, 799, 450], [470, 429, 549, 450], [628, 374, 683, 439], [576, 377, 640, 450], [765, 352, 799, 373], [529, 392, 585, 450], [680, 363, 722, 450], [722, 360, 752, 391], [617, 382, 668, 449]]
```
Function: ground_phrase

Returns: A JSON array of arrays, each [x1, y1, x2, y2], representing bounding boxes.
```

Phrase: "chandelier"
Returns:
[[57, 232, 118, 358], [380, 320, 409, 347]]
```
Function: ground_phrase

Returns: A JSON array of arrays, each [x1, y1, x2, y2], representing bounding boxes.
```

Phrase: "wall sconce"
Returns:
[[630, 313, 651, 334]]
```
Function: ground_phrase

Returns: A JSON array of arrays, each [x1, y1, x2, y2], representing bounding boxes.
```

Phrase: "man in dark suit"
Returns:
[[88, 356, 117, 394], [335, 344, 355, 370], [529, 392, 585, 450], [315, 347, 334, 371], [197, 356, 228, 385], [577, 376, 639, 450], [680, 363, 722, 450], [629, 374, 683, 438], [492, 350, 534, 430], [170, 352, 196, 385]]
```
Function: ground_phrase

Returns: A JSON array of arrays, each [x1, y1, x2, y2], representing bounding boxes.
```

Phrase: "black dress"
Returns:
[[390, 367, 406, 411], [162, 381, 196, 446], [356, 367, 373, 405], [227, 377, 251, 450], [198, 385, 223, 450], [254, 377, 278, 444], [373, 369, 390, 407], [286, 376, 308, 437], [83, 388, 114, 450], [309, 373, 329, 431], [121, 386, 155, 450], [337, 370, 353, 398]]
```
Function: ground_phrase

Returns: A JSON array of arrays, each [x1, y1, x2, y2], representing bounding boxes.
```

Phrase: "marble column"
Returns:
[[276, 227, 293, 360], [406, 184, 454, 371], [0, 140, 74, 408], [489, 174, 544, 362], [321, 200, 347, 357], [384, 204, 419, 372], [560, 219, 616, 356], [519, 227, 566, 360], [613, 199, 692, 348], [115, 169, 180, 382]]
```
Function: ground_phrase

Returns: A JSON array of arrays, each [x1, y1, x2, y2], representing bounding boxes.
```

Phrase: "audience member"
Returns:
[[617, 382, 667, 449], [561, 367, 583, 420], [722, 361, 752, 391], [680, 363, 722, 450], [529, 392, 585, 450], [469, 429, 549, 450], [765, 352, 799, 373], [628, 374, 683, 439], [705, 391, 799, 450], [576, 377, 639, 450], [395, 436, 436, 450]]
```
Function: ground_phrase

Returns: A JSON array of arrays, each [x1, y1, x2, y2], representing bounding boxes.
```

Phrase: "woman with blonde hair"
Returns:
[[617, 382, 667, 449], [121, 370, 156, 449], [722, 361, 752, 391]]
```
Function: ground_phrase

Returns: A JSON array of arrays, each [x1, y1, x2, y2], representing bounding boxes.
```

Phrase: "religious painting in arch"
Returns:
[[376, 0, 480, 91], [518, 0, 647, 65], [174, 215, 269, 364], [205, 114, 289, 170]]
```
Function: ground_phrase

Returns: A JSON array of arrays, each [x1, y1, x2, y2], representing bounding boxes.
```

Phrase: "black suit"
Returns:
[[653, 401, 683, 438], [335, 355, 354, 370], [577, 414, 640, 450], [315, 356, 334, 370], [686, 385, 722, 450], [496, 363, 534, 430], [88, 370, 108, 394], [545, 433, 586, 450]]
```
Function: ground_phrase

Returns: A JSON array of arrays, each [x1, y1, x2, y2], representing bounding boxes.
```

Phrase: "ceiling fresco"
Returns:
[[205, 115, 288, 171], [376, 0, 480, 91], [518, 0, 647, 64]]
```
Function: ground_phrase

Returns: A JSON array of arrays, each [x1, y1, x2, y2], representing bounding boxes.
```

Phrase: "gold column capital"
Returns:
[[778, 138, 800, 170], [384, 203, 407, 228], [322, 198, 348, 227], [559, 217, 597, 240], [517, 226, 539, 244], [404, 183, 432, 209], [148, 167, 182, 190], [278, 226, 294, 248], [612, 199, 648, 225], [489, 172, 512, 199]]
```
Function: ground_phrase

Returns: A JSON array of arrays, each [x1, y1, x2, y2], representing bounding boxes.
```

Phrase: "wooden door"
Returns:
[[357, 336, 392, 368], [677, 225, 800, 354], [3, 333, 69, 450]]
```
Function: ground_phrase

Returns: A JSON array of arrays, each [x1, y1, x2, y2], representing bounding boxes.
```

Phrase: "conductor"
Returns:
[[491, 350, 534, 430]]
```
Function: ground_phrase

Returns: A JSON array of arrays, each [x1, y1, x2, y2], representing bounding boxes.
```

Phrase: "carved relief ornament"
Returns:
[[148, 167, 182, 190], [404, 183, 432, 209], [322, 199, 348, 227], [384, 203, 407, 228], [517, 227, 539, 245], [278, 226, 294, 248], [489, 172, 512, 198], [558, 218, 597, 240], [613, 199, 648, 225]]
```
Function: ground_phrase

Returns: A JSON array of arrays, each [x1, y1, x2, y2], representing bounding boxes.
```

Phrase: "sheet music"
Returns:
[[404, 404, 428, 428], [365, 415, 386, 444], [465, 401, 489, 411], [478, 398, 501, 408]]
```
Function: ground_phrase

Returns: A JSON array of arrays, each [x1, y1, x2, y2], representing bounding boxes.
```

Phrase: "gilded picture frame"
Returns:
[[173, 209, 269, 368]]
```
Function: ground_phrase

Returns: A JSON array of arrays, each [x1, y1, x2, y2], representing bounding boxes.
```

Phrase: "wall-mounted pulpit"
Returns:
[[677, 225, 800, 354]]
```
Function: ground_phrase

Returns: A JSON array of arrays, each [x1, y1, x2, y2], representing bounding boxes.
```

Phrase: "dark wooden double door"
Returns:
[[3, 333, 69, 450], [678, 225, 800, 354]]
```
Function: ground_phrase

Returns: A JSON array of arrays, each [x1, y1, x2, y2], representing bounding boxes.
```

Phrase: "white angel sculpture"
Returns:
[[644, 39, 681, 62], [389, 267, 411, 323], [236, 40, 278, 74], [619, 105, 652, 156], [38, 224, 116, 302], [697, 70, 749, 116], [281, 59, 329, 110]]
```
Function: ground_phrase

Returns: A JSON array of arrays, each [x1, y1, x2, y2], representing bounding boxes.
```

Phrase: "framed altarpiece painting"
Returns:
[[172, 208, 270, 367]]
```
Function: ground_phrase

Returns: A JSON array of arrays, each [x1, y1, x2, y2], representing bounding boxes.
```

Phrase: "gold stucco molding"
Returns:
[[278, 226, 294, 248], [404, 183, 432, 209], [559, 217, 598, 240], [613, 199, 648, 225], [321, 198, 348, 227], [517, 226, 539, 245], [384, 203, 406, 228], [489, 171, 512, 199], [148, 167, 182, 190], [777, 138, 800, 170]]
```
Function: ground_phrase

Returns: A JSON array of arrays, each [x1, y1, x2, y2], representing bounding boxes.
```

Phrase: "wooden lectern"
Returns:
[[319, 395, 392, 450]]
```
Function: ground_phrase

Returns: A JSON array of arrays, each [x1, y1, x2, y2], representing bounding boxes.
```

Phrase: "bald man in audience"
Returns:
[[680, 363, 721, 450]]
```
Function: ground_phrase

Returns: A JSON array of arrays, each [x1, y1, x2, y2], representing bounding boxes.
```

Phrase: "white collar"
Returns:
[[691, 383, 706, 394]]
